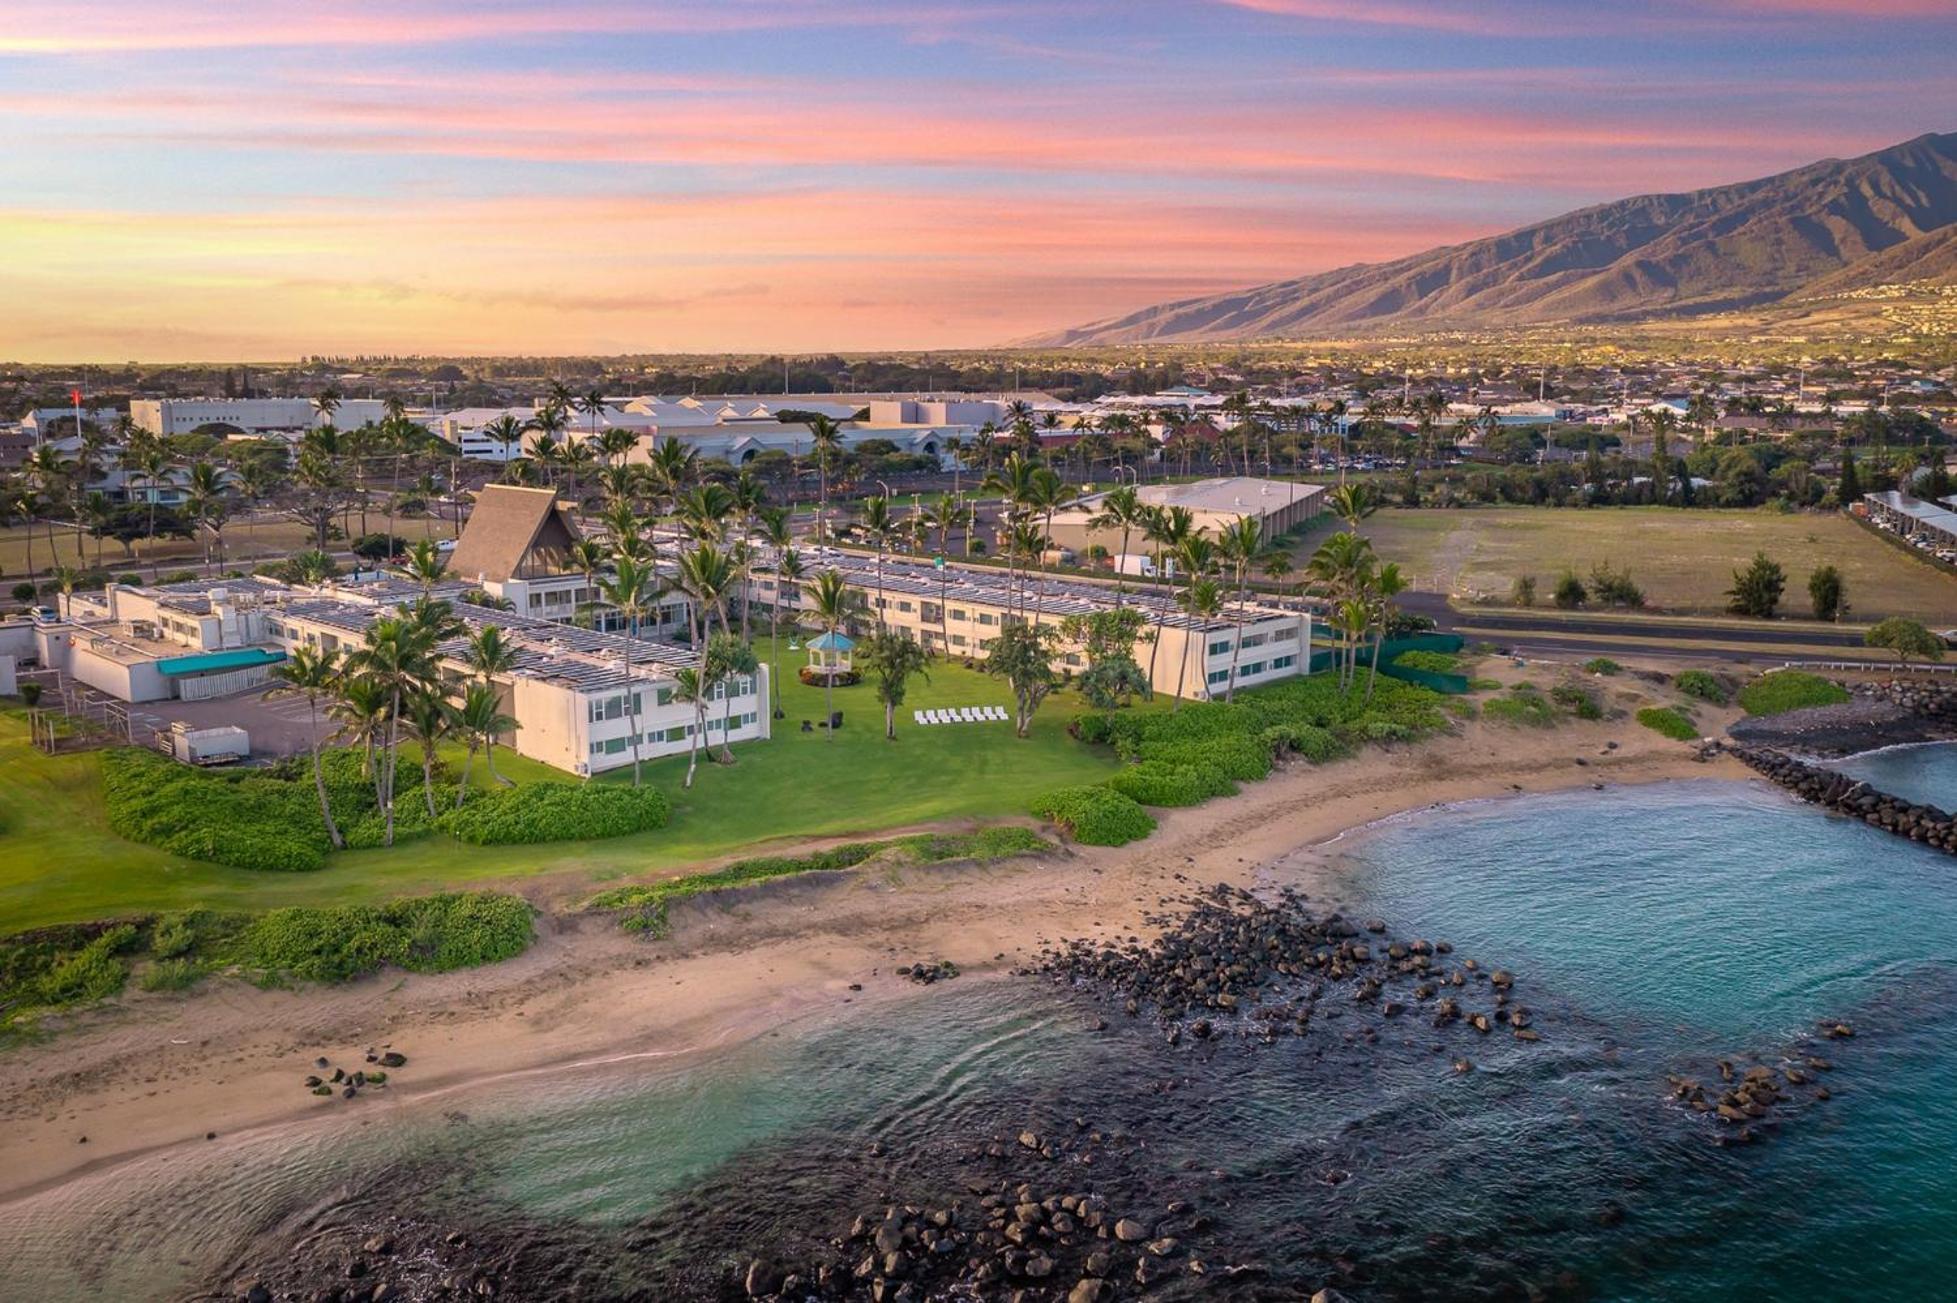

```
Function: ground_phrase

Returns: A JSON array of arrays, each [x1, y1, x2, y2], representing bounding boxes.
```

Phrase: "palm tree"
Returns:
[[1328, 482, 1377, 532], [329, 672, 391, 780], [597, 554, 659, 788], [806, 414, 843, 541], [1217, 514, 1262, 702], [1143, 505, 1193, 689], [678, 482, 736, 542], [1305, 529, 1376, 688], [345, 613, 441, 846], [185, 459, 229, 575], [401, 688, 455, 818], [452, 681, 518, 808], [483, 413, 526, 464], [705, 631, 758, 764], [463, 626, 518, 785], [1022, 466, 1067, 617], [1088, 484, 1146, 604], [1176, 575, 1222, 708], [861, 494, 896, 623], [404, 537, 448, 596], [266, 646, 346, 849], [672, 666, 707, 788], [803, 568, 852, 743], [674, 541, 736, 642], [1363, 561, 1409, 702]]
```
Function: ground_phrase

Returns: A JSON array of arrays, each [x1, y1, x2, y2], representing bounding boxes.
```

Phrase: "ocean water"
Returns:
[[1829, 739, 1957, 811], [2, 775, 1953, 1300]]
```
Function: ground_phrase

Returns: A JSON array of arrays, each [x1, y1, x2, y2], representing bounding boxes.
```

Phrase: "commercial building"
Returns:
[[128, 397, 387, 437], [1043, 477, 1327, 557]]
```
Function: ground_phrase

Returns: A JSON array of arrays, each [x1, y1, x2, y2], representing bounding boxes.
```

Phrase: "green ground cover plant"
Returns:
[[1737, 671, 1850, 716], [1638, 707, 1700, 741], [1030, 786, 1156, 846], [1673, 670, 1730, 704]]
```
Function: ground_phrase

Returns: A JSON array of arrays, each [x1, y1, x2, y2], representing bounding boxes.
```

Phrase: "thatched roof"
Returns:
[[448, 485, 582, 584]]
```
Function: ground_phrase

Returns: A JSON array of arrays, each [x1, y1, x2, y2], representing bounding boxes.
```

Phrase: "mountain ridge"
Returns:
[[1030, 132, 1957, 346]]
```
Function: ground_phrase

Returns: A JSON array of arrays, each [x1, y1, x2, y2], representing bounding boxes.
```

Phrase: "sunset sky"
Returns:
[[3, 0, 1953, 361]]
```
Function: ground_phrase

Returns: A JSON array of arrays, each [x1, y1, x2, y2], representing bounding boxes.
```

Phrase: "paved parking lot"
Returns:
[[134, 689, 326, 758]]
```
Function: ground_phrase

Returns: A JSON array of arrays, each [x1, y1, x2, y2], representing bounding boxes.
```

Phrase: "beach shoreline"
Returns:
[[0, 717, 1747, 1206]]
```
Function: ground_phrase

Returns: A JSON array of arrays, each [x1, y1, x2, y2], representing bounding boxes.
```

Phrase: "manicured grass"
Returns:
[[0, 650, 1133, 932], [1737, 670, 1851, 716], [1342, 507, 1955, 620]]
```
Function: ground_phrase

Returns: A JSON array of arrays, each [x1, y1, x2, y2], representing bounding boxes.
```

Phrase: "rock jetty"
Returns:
[[1032, 884, 1537, 1046], [1731, 745, 1957, 854]]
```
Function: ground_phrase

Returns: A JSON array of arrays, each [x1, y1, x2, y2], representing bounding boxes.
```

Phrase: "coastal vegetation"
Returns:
[[1674, 670, 1731, 704], [0, 892, 532, 1038], [100, 746, 672, 869], [1638, 707, 1701, 741], [1737, 671, 1852, 716], [590, 827, 1049, 935], [1030, 785, 1157, 846]]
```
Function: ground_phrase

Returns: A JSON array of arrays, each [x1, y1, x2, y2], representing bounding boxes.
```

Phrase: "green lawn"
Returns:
[[0, 650, 1134, 933]]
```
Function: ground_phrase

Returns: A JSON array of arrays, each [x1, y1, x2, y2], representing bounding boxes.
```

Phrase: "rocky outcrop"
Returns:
[[1731, 745, 1957, 854]]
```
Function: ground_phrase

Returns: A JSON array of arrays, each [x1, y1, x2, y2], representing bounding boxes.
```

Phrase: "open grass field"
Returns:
[[1, 509, 453, 585], [0, 648, 1133, 933], [1342, 507, 1956, 621]]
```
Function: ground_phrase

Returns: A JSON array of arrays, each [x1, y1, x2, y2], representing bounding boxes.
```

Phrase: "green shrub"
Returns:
[[1469, 678, 1503, 691], [1582, 658, 1622, 676], [1673, 670, 1729, 705], [1551, 683, 1604, 720], [238, 893, 533, 984], [1070, 712, 1117, 745], [150, 911, 199, 959], [1483, 685, 1558, 727], [1737, 671, 1849, 717], [437, 782, 672, 845], [1392, 649, 1460, 674], [37, 924, 138, 1005], [1031, 785, 1156, 846], [1637, 707, 1699, 741], [1106, 761, 1237, 807], [101, 748, 330, 871], [1144, 735, 1273, 783], [139, 958, 205, 992]]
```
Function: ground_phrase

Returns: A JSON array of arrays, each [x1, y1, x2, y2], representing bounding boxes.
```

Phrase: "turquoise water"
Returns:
[[1332, 779, 1957, 1300], [2, 774, 1952, 1299], [1831, 739, 1957, 811]]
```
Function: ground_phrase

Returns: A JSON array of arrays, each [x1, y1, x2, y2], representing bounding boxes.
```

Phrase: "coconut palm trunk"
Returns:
[[306, 694, 343, 849]]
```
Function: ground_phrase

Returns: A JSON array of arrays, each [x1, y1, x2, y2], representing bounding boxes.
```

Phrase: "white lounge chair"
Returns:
[[989, 706, 1007, 721], [959, 707, 977, 722], [913, 710, 926, 726], [924, 710, 942, 725]]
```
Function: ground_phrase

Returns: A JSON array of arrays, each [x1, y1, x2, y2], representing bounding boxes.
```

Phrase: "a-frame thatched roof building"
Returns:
[[447, 485, 582, 585]]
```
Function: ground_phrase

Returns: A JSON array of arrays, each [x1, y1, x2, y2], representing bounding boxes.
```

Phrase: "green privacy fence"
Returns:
[[1306, 633, 1471, 694]]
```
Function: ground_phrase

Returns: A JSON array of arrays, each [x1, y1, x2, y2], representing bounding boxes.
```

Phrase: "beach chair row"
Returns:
[[913, 706, 1008, 725]]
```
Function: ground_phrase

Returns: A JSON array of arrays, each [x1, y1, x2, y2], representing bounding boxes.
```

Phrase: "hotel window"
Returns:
[[1240, 633, 1266, 649], [950, 608, 968, 621], [1272, 654, 1296, 670], [664, 726, 687, 743], [897, 601, 914, 613], [1240, 661, 1266, 677], [1207, 669, 1230, 685], [603, 737, 629, 755], [1271, 629, 1296, 644], [1208, 639, 1231, 656], [977, 612, 997, 626], [951, 634, 968, 647]]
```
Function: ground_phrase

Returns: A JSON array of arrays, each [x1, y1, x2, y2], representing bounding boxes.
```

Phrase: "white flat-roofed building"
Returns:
[[1044, 477, 1327, 556], [128, 397, 387, 436]]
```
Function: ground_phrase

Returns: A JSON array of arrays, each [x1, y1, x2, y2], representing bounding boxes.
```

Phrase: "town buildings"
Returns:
[[1043, 477, 1327, 557], [127, 397, 387, 437]]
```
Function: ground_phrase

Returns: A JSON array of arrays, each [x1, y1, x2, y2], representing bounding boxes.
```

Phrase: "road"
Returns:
[[1404, 593, 1872, 663]]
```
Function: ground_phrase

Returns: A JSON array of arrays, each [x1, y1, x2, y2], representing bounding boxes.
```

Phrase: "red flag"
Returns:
[[70, 388, 82, 405]]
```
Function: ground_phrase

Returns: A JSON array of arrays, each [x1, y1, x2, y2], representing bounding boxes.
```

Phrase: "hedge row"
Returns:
[[436, 782, 672, 845], [102, 748, 333, 871], [1030, 785, 1157, 846], [1105, 760, 1237, 807], [239, 893, 534, 984], [102, 747, 679, 868]]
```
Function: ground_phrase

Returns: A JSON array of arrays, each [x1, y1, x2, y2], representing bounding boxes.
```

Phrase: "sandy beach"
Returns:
[[0, 714, 1747, 1205]]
